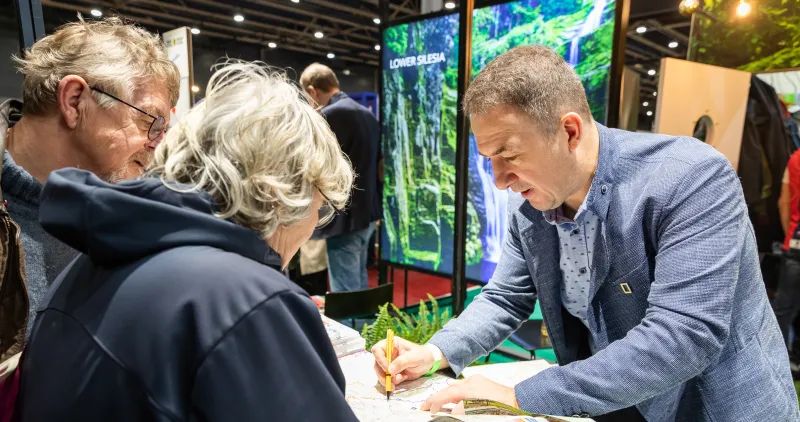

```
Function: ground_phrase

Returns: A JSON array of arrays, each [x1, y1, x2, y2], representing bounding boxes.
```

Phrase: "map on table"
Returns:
[[339, 351, 594, 422]]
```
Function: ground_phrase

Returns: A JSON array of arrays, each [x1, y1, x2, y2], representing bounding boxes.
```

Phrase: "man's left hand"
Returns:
[[421, 375, 518, 414]]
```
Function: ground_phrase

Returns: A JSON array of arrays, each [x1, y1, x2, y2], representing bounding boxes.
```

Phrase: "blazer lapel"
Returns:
[[522, 214, 570, 362]]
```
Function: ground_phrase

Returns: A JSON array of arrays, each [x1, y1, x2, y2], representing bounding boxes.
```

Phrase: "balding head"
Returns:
[[299, 63, 341, 108]]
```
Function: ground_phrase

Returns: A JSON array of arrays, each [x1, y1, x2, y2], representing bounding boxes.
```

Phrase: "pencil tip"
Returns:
[[386, 392, 390, 400]]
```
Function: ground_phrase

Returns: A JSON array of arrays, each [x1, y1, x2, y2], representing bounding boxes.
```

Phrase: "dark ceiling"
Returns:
[[37, 1, 690, 68], [31, 0, 689, 126]]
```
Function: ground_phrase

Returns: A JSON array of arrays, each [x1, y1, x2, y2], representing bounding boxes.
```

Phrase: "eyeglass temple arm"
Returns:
[[90, 86, 159, 120]]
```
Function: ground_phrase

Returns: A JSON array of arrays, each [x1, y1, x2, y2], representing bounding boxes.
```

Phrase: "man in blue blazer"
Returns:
[[372, 46, 798, 421]]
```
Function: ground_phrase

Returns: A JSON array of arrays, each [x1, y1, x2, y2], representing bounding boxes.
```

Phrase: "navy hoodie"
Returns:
[[18, 168, 357, 421]]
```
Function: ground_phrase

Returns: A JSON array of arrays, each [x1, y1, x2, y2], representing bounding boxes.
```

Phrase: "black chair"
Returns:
[[324, 283, 394, 327], [508, 319, 544, 360]]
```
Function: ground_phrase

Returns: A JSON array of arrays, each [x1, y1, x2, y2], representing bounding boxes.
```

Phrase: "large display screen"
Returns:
[[380, 13, 460, 274], [381, 1, 617, 281], [466, 0, 617, 282]]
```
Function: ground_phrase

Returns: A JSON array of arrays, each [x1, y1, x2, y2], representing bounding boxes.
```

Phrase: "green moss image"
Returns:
[[381, 14, 460, 274]]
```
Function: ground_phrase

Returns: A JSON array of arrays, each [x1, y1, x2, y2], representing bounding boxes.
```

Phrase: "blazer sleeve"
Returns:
[[514, 153, 745, 416], [429, 202, 538, 374], [191, 291, 357, 421]]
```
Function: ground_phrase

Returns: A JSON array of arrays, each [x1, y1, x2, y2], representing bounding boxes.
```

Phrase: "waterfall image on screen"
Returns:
[[466, 0, 616, 282], [380, 14, 460, 274]]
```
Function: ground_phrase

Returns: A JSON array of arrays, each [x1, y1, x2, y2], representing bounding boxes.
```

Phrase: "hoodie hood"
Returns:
[[39, 168, 282, 268]]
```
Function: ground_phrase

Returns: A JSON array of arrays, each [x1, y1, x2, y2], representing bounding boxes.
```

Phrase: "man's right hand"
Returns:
[[371, 337, 447, 386]]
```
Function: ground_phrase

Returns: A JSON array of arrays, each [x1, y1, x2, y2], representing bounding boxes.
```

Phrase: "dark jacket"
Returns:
[[19, 169, 357, 421], [316, 92, 380, 238], [0, 98, 78, 336], [738, 75, 795, 251], [0, 98, 28, 362]]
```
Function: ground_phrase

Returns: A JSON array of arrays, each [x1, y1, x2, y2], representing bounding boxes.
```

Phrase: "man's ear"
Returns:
[[561, 112, 584, 152], [56, 75, 91, 130]]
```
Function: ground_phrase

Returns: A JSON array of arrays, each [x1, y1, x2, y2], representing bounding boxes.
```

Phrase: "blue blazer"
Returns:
[[430, 125, 799, 421]]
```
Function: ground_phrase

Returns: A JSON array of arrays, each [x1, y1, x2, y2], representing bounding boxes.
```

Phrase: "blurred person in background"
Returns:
[[300, 63, 380, 292]]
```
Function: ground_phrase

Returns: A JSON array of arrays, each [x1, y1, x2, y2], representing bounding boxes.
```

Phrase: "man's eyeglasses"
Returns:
[[317, 188, 343, 226], [90, 86, 167, 142]]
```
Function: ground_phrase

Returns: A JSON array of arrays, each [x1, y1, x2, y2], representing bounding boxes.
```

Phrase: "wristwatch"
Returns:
[[424, 343, 443, 376]]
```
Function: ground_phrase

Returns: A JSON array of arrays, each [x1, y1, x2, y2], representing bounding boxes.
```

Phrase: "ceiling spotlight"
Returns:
[[636, 25, 647, 34], [668, 41, 679, 48], [736, 0, 752, 17], [268, 42, 277, 48], [374, 44, 381, 51], [343, 69, 351, 76], [314, 31, 324, 39], [642, 101, 649, 107], [373, 17, 381, 25], [327, 52, 335, 59], [191, 85, 200, 93], [191, 27, 201, 35], [646, 110, 654, 117], [90, 8, 102, 17], [444, 1, 456, 9], [678, 0, 701, 16], [291, 0, 300, 3], [647, 69, 657, 76], [653, 91, 658, 96], [233, 14, 245, 22]]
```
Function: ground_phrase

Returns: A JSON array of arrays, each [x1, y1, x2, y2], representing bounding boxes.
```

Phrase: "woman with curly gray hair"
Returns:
[[17, 62, 358, 421]]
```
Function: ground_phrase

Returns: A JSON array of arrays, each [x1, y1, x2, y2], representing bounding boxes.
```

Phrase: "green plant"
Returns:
[[361, 294, 452, 350]]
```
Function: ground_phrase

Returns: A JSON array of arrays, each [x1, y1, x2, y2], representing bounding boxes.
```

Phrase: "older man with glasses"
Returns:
[[2, 17, 179, 336]]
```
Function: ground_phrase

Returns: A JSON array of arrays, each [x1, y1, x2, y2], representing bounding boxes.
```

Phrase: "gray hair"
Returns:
[[13, 17, 180, 115], [149, 60, 353, 239], [464, 45, 592, 136]]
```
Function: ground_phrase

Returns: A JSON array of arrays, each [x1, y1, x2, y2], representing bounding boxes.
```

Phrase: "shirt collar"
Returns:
[[327, 91, 347, 106]]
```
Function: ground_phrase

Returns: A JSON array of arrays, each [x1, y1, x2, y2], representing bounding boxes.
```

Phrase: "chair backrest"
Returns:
[[324, 283, 394, 320]]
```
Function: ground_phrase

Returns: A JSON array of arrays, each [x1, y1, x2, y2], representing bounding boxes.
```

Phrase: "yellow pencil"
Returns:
[[385, 328, 394, 400]]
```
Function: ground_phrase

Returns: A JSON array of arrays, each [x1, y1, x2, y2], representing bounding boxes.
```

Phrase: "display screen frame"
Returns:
[[378, 10, 462, 279]]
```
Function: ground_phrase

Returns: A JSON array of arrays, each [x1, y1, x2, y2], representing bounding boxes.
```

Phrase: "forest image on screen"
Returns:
[[380, 14, 460, 274], [380, 1, 615, 280], [466, 0, 615, 282]]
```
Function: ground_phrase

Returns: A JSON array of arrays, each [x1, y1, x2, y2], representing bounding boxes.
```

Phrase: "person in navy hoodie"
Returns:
[[18, 61, 358, 421]]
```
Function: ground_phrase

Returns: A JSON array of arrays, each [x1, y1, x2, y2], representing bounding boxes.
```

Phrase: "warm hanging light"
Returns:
[[736, 0, 752, 17], [678, 0, 700, 16]]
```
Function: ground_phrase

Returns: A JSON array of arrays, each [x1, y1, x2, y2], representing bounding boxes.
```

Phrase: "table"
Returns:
[[338, 351, 595, 422]]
